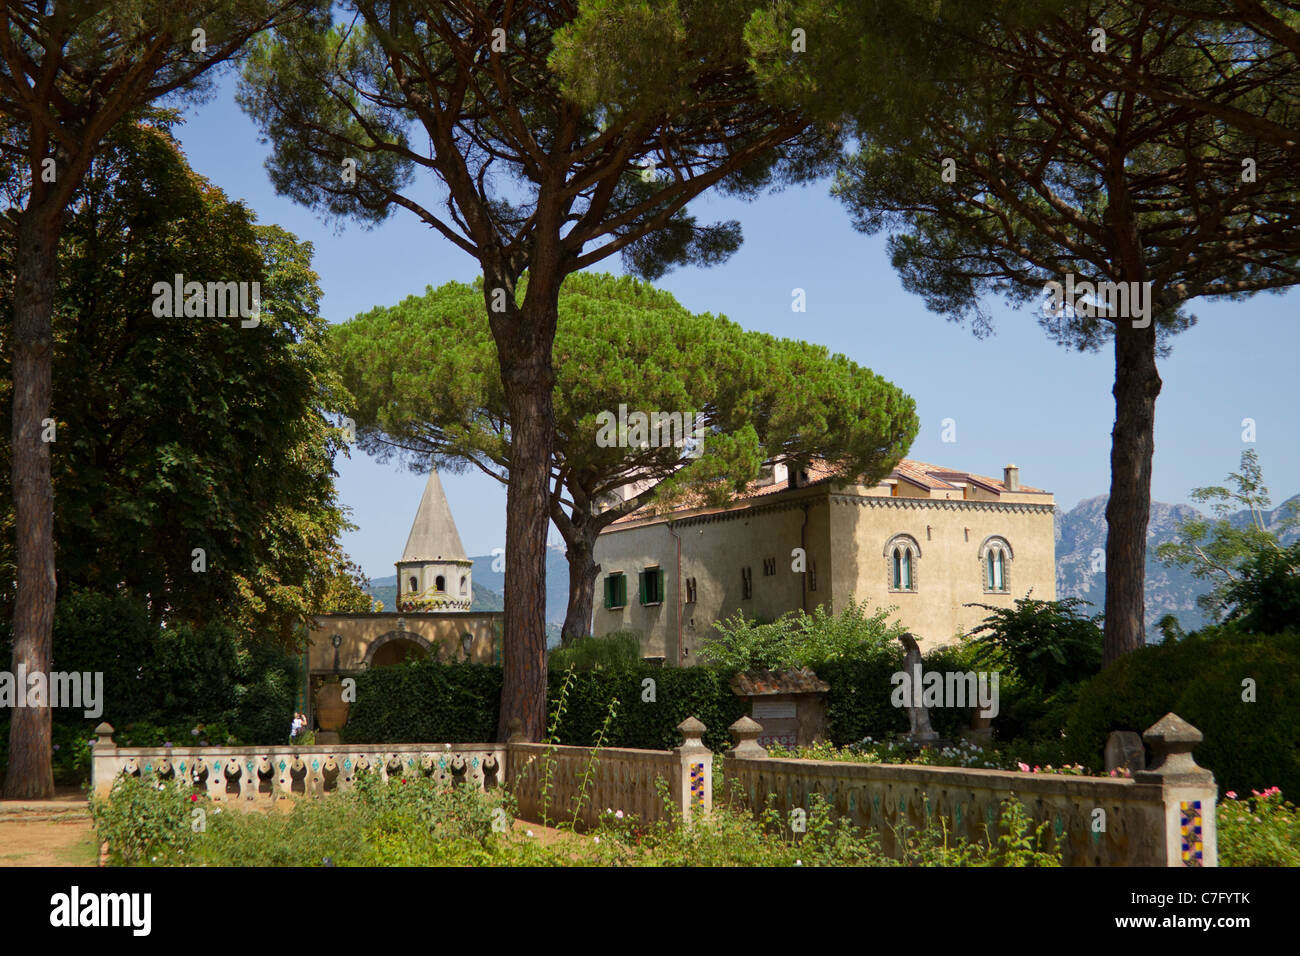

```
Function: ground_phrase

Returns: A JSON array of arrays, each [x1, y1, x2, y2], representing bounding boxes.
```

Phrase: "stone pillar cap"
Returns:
[[1133, 712, 1215, 786]]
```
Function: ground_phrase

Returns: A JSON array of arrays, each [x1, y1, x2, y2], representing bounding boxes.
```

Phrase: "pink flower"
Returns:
[[1226, 791, 1237, 799], [1017, 762, 1030, 772]]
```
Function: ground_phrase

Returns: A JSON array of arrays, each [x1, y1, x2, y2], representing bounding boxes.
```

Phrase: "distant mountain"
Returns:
[[1054, 493, 1300, 634]]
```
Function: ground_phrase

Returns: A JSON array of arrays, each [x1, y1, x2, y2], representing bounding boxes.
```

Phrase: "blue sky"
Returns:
[[173, 73, 1299, 581]]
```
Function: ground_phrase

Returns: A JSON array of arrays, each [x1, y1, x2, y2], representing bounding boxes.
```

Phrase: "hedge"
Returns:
[[342, 648, 975, 751], [1064, 627, 1300, 798]]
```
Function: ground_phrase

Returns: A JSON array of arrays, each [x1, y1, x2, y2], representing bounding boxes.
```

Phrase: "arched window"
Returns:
[[460, 576, 468, 596], [884, 534, 920, 592], [408, 576, 418, 592], [435, 575, 446, 592], [979, 536, 1013, 593]]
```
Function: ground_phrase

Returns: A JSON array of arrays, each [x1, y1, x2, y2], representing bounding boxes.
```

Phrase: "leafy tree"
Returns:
[[757, 0, 1300, 666], [1157, 449, 1300, 634], [698, 599, 905, 671], [1221, 540, 1300, 636], [237, 1, 839, 739], [0, 0, 315, 797], [1156, 449, 1300, 623], [964, 596, 1104, 693], [0, 120, 365, 644], [332, 271, 916, 642]]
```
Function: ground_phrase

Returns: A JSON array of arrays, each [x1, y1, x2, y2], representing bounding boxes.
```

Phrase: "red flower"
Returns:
[[190, 794, 198, 802]]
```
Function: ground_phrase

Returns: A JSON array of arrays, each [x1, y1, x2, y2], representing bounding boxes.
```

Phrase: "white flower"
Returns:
[[615, 810, 624, 819], [593, 837, 601, 844], [526, 829, 535, 837], [794, 859, 803, 866]]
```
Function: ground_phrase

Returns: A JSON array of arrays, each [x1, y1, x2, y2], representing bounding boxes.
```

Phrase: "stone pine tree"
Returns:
[[1070, 1, 1300, 155], [757, 0, 1300, 664], [331, 272, 918, 642], [238, 2, 838, 739], [0, 1, 315, 799]]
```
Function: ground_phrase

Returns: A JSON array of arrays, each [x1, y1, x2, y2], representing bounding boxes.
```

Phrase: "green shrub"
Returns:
[[89, 775, 198, 866], [1218, 788, 1300, 867], [1064, 627, 1300, 797], [699, 600, 905, 670], [340, 659, 503, 744], [547, 630, 643, 671], [965, 596, 1103, 692], [549, 665, 747, 752]]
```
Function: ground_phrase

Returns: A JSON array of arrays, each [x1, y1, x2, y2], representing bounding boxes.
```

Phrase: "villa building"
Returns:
[[592, 458, 1056, 664]]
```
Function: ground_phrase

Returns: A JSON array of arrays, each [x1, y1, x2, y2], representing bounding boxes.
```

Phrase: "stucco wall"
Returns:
[[594, 480, 1056, 660], [306, 612, 502, 672], [830, 493, 1057, 649]]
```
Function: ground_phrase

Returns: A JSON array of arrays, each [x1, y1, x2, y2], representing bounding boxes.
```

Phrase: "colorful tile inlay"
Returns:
[[689, 761, 705, 807], [1180, 800, 1203, 866]]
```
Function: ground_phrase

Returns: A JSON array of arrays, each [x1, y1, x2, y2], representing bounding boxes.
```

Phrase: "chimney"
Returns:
[[1003, 463, 1020, 492]]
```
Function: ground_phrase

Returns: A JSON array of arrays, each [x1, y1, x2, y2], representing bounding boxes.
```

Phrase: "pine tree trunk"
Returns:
[[560, 518, 600, 644], [1102, 318, 1162, 667], [4, 208, 60, 799], [492, 297, 557, 743]]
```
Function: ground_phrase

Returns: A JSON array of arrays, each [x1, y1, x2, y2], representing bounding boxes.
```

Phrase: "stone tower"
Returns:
[[395, 469, 472, 612]]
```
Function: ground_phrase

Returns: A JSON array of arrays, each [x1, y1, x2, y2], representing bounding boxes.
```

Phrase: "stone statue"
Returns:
[[899, 632, 938, 742]]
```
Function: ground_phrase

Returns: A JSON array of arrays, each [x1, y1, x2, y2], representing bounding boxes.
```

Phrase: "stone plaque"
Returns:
[[753, 700, 797, 720]]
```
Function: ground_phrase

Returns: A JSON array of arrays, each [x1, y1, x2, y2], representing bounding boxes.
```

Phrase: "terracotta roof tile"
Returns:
[[607, 457, 1048, 527]]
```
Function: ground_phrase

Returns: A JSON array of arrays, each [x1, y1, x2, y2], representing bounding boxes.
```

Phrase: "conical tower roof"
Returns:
[[400, 469, 469, 562]]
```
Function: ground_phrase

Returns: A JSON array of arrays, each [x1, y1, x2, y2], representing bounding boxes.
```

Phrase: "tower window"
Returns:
[[460, 575, 468, 596], [408, 576, 418, 592], [884, 534, 921, 592], [980, 536, 1013, 593], [435, 575, 446, 592]]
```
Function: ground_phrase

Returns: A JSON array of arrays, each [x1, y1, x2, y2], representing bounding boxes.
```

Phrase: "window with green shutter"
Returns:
[[604, 572, 627, 609], [639, 567, 664, 605]]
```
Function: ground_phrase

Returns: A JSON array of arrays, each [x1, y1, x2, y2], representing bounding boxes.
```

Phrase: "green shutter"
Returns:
[[655, 568, 664, 603], [638, 570, 648, 605], [618, 574, 627, 607]]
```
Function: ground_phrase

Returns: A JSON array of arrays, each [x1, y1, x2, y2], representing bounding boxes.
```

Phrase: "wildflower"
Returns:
[[191, 729, 200, 736], [1018, 762, 1030, 773], [593, 837, 600, 845], [615, 810, 624, 819], [190, 794, 199, 802], [1226, 791, 1237, 799], [526, 829, 535, 838], [794, 859, 803, 866]]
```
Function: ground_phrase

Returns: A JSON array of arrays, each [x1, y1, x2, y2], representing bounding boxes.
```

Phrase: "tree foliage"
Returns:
[[1156, 449, 1300, 623], [237, 0, 838, 739], [755, 0, 1300, 667], [0, 120, 366, 644], [332, 270, 916, 638]]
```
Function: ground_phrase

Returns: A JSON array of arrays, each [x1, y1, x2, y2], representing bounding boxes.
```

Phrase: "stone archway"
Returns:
[[366, 630, 435, 668]]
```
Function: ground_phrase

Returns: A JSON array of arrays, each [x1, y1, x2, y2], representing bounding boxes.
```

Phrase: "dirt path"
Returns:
[[0, 789, 98, 867]]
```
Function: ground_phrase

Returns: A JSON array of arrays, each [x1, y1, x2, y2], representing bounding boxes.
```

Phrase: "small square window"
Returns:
[[762, 557, 776, 576], [685, 577, 697, 603]]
